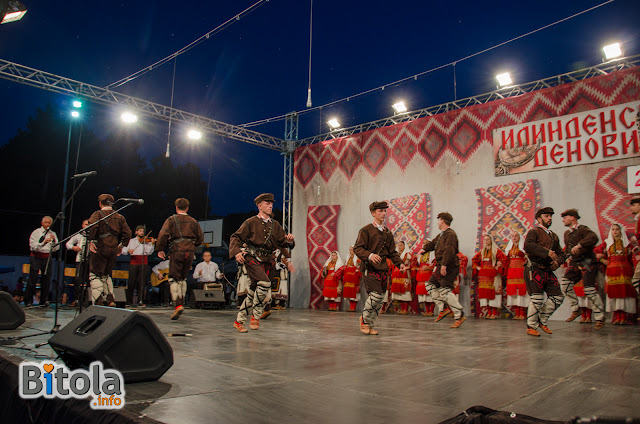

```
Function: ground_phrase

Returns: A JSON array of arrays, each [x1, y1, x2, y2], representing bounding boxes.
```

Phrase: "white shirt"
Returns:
[[193, 261, 222, 282], [66, 233, 87, 262], [152, 260, 170, 276], [29, 227, 60, 254], [121, 238, 155, 256]]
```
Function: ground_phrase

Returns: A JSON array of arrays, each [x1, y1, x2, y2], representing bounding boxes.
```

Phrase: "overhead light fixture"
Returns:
[[496, 72, 512, 87], [1, 0, 27, 24], [602, 42, 622, 60], [392, 101, 408, 114], [70, 111, 80, 118], [72, 100, 82, 108], [121, 111, 138, 123], [187, 129, 203, 140], [327, 118, 340, 130]]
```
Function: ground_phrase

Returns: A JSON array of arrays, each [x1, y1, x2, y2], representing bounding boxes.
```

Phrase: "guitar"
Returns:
[[151, 268, 169, 287]]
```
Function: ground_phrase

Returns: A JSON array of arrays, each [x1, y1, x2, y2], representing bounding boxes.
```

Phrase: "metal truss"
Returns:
[[281, 113, 298, 233], [0, 59, 285, 150], [298, 55, 640, 146]]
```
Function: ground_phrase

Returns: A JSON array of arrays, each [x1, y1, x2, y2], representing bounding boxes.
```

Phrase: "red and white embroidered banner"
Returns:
[[493, 101, 640, 176], [306, 205, 340, 309], [594, 166, 637, 240], [385, 194, 431, 254]]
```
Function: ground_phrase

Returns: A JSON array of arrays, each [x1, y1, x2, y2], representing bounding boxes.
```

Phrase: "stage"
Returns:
[[1, 306, 639, 423]]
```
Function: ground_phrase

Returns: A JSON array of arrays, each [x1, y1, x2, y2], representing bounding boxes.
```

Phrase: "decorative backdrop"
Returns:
[[306, 205, 340, 309], [385, 193, 431, 253], [594, 166, 637, 240]]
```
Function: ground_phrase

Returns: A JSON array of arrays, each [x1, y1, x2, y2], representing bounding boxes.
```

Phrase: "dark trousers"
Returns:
[[127, 264, 148, 304], [89, 246, 118, 277], [169, 250, 195, 281], [427, 264, 459, 289], [244, 256, 275, 290], [73, 260, 87, 302], [25, 256, 51, 305]]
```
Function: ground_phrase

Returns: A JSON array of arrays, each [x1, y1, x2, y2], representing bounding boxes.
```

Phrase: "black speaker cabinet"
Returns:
[[48, 305, 173, 383], [0, 291, 25, 330], [113, 287, 127, 307], [192, 289, 225, 303]]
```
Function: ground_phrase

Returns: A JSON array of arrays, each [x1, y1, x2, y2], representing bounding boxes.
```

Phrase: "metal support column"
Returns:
[[282, 112, 298, 233]]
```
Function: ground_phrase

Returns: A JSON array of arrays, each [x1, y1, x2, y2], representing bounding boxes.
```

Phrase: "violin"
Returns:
[[138, 230, 156, 244]]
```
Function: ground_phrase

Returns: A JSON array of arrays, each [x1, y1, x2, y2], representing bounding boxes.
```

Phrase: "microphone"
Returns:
[[71, 171, 97, 179], [120, 198, 144, 205]]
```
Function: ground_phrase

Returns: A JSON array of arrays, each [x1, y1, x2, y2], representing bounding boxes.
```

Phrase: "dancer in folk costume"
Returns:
[[472, 235, 506, 319], [504, 232, 529, 320], [628, 198, 640, 319], [597, 223, 636, 324], [390, 241, 413, 314], [322, 251, 344, 311], [272, 249, 290, 310], [339, 246, 362, 312], [380, 258, 393, 313], [416, 252, 436, 316], [571, 278, 593, 323]]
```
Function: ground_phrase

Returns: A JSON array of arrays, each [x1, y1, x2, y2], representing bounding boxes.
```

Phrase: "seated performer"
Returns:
[[504, 232, 529, 320], [151, 257, 171, 305], [472, 235, 506, 319], [390, 241, 413, 314], [598, 223, 636, 324], [193, 251, 222, 289], [230, 193, 295, 333], [156, 198, 204, 320], [416, 251, 436, 316], [121, 225, 155, 307], [88, 194, 132, 307], [339, 246, 362, 312], [322, 251, 343, 311]]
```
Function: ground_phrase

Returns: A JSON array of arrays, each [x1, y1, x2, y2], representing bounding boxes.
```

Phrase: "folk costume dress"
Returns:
[[416, 252, 436, 316], [503, 238, 529, 320], [390, 250, 413, 313], [472, 238, 506, 319], [322, 252, 344, 311], [339, 251, 362, 312], [600, 224, 636, 324]]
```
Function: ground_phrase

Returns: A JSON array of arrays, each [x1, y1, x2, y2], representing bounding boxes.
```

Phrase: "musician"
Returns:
[[152, 257, 171, 305], [88, 194, 132, 307], [25, 216, 59, 307], [121, 225, 155, 307], [156, 198, 204, 320], [66, 219, 89, 306], [193, 251, 222, 289]]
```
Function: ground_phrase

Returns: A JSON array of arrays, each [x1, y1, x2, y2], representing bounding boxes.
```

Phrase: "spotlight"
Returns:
[[496, 72, 512, 87], [1, 0, 27, 24], [187, 129, 203, 140], [602, 43, 622, 60], [72, 100, 82, 108], [392, 101, 408, 114], [71, 111, 80, 118], [327, 118, 340, 130], [121, 111, 138, 123]]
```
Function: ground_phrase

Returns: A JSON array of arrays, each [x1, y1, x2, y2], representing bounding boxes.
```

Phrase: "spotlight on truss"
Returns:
[[392, 101, 408, 115], [187, 129, 203, 140], [496, 72, 512, 87], [327, 118, 340, 130], [602, 42, 622, 60], [121, 111, 138, 124], [1, 0, 27, 24]]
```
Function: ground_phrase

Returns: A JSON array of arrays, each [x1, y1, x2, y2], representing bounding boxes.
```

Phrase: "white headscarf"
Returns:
[[418, 251, 435, 264], [323, 251, 344, 270], [344, 246, 357, 266], [481, 235, 500, 266], [605, 223, 630, 250], [505, 233, 525, 255]]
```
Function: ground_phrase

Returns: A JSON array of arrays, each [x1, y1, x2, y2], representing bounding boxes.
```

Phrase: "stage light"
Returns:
[[392, 101, 408, 114], [327, 118, 340, 129], [496, 72, 512, 87], [121, 111, 138, 123], [1, 0, 27, 24], [187, 129, 203, 140], [71, 111, 79, 118], [602, 43, 622, 60], [72, 100, 82, 108]]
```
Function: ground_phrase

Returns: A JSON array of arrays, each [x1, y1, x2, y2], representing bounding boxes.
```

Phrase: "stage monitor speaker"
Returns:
[[48, 305, 173, 383], [0, 291, 25, 330], [113, 287, 126, 307], [192, 289, 225, 304]]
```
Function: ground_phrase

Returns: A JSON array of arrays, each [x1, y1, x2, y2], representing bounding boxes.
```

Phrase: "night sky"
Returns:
[[1, 0, 639, 215]]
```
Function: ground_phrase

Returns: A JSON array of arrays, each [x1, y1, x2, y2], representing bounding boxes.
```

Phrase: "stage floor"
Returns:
[[1, 306, 640, 423]]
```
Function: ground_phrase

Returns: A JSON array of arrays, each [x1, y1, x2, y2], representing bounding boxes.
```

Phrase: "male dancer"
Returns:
[[156, 198, 204, 320], [420, 212, 466, 328], [25, 215, 59, 306], [230, 193, 295, 333], [122, 225, 155, 306], [88, 194, 132, 307], [560, 209, 604, 329], [354, 201, 406, 335], [523, 207, 565, 337]]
